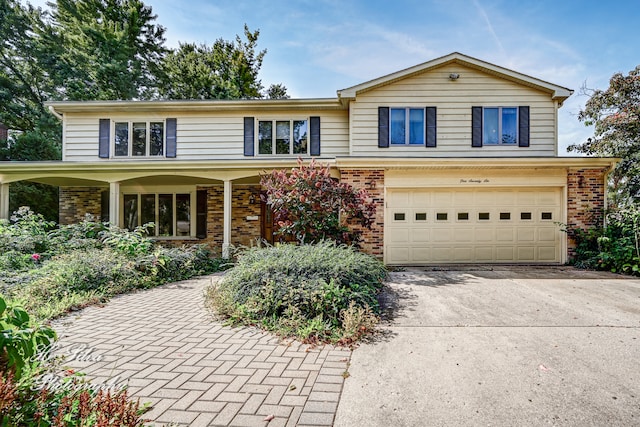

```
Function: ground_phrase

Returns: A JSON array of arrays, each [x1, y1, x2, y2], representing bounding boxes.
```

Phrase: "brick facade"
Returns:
[[59, 186, 104, 224], [340, 169, 385, 259], [566, 168, 607, 259]]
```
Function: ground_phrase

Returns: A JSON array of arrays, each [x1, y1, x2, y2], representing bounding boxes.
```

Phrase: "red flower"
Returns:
[[31, 253, 41, 262]]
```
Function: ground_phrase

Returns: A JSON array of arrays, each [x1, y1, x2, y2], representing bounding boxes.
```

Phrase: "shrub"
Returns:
[[569, 205, 640, 275], [206, 242, 386, 342], [261, 158, 376, 246]]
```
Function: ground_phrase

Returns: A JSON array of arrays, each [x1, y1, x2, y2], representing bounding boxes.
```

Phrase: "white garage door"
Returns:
[[385, 188, 563, 264]]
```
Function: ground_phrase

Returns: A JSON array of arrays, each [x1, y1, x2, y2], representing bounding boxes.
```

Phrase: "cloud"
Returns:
[[471, 0, 506, 57]]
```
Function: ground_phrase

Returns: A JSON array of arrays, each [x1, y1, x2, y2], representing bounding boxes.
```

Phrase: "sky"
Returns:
[[28, 0, 640, 156]]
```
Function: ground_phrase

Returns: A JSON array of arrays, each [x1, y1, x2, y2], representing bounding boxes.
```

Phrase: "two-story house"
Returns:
[[0, 53, 616, 264]]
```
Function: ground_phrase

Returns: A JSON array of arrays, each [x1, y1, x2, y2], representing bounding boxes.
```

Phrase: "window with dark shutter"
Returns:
[[99, 119, 110, 158], [165, 118, 177, 158], [425, 107, 437, 148], [310, 116, 320, 156], [471, 107, 483, 147], [378, 107, 390, 148], [518, 106, 530, 147], [244, 117, 255, 156]]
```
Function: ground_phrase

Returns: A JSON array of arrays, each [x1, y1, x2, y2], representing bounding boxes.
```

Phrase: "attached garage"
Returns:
[[385, 186, 564, 265]]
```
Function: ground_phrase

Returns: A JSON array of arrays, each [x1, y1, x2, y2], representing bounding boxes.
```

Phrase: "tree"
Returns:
[[568, 66, 640, 206], [159, 25, 287, 100], [261, 159, 376, 246], [48, 0, 167, 100], [265, 83, 289, 100]]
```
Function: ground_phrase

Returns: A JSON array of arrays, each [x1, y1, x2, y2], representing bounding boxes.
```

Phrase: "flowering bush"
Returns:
[[261, 158, 376, 246]]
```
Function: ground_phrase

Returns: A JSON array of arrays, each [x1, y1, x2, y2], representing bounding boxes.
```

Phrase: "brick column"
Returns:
[[566, 168, 607, 259], [340, 169, 385, 259]]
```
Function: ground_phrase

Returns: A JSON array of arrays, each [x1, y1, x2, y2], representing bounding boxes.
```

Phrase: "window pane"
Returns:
[[158, 194, 173, 236], [114, 122, 129, 156], [150, 122, 164, 156], [123, 194, 138, 231], [501, 108, 517, 144], [258, 121, 272, 154], [293, 120, 308, 154], [132, 122, 146, 156], [483, 108, 499, 144], [390, 109, 406, 145], [276, 121, 290, 154], [141, 194, 155, 233], [409, 108, 424, 145], [176, 194, 191, 236]]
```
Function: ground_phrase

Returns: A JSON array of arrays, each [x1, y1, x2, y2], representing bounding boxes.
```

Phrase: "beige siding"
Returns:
[[63, 109, 349, 161], [350, 64, 558, 157]]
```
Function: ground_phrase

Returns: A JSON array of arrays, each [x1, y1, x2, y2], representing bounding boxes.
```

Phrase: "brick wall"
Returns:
[[196, 184, 261, 256], [567, 168, 607, 259], [59, 187, 104, 224], [340, 169, 385, 259]]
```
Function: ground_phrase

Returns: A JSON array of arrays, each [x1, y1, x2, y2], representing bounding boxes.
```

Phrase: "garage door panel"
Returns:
[[386, 187, 562, 264], [454, 247, 473, 261], [475, 228, 494, 241], [454, 228, 473, 242], [517, 228, 536, 242], [496, 228, 514, 241], [475, 247, 494, 261], [538, 247, 557, 261], [538, 228, 557, 242], [387, 228, 410, 243], [496, 247, 515, 261]]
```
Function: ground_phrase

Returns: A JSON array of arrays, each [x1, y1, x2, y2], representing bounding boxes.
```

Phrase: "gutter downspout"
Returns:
[[48, 105, 63, 120], [603, 160, 617, 227]]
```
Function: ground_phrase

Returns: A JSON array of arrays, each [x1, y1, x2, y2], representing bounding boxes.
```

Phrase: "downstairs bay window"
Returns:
[[123, 192, 193, 237]]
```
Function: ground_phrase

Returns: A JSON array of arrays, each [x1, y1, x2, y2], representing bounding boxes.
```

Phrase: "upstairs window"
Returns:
[[472, 106, 529, 148], [483, 107, 517, 145], [258, 119, 308, 155], [390, 108, 425, 145], [114, 121, 165, 157]]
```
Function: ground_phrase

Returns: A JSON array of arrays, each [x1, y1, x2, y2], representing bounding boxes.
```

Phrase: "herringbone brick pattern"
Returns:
[[52, 275, 351, 426]]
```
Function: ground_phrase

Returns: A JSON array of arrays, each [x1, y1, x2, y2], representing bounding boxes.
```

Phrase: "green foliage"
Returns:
[[0, 209, 226, 321], [568, 65, 640, 205], [0, 296, 56, 380], [206, 242, 386, 342], [569, 205, 640, 274], [261, 158, 377, 246], [49, 0, 167, 101], [159, 24, 268, 100]]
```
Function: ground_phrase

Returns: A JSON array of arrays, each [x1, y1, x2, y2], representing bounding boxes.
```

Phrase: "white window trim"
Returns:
[[120, 187, 196, 238], [112, 120, 165, 158], [482, 106, 519, 145], [389, 107, 425, 146], [255, 118, 309, 156]]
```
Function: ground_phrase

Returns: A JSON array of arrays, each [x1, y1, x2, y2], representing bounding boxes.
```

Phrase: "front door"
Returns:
[[260, 199, 275, 244]]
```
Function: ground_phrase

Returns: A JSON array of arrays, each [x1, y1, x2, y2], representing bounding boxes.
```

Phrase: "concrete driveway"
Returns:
[[335, 266, 640, 426]]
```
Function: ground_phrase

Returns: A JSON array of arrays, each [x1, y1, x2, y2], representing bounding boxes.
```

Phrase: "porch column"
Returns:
[[222, 179, 232, 258], [0, 183, 9, 220], [109, 182, 120, 226]]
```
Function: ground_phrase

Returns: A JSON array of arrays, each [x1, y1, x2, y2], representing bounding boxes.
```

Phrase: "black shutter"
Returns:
[[244, 117, 255, 156], [98, 119, 110, 158], [378, 107, 389, 148], [165, 118, 177, 158], [196, 190, 207, 239], [425, 107, 437, 148], [472, 107, 483, 147], [310, 116, 320, 156], [518, 106, 530, 147]]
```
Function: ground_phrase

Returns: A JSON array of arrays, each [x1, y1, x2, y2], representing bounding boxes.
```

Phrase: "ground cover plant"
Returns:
[[206, 241, 387, 343], [0, 207, 226, 321]]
